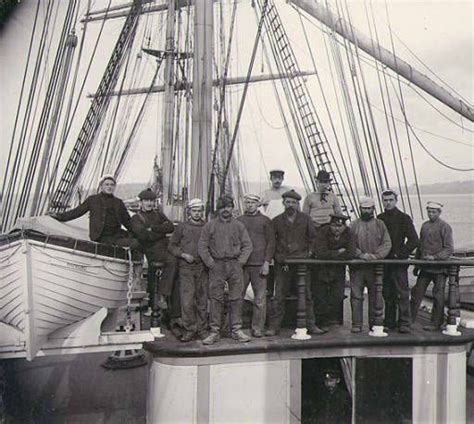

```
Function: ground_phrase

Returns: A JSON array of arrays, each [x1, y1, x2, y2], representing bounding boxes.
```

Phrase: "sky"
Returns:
[[0, 0, 473, 197]]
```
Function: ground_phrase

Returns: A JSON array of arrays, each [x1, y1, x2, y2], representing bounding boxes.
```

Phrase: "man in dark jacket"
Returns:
[[168, 198, 208, 342], [377, 189, 419, 333], [51, 174, 133, 245], [313, 213, 355, 330], [266, 190, 325, 336], [131, 189, 175, 310], [237, 193, 275, 337]]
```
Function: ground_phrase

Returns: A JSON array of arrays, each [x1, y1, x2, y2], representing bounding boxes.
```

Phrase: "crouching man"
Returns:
[[198, 195, 253, 345], [313, 213, 355, 330], [168, 199, 208, 342]]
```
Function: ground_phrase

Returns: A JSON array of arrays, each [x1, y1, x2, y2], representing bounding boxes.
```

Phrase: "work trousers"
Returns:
[[410, 271, 447, 327], [382, 265, 411, 328], [350, 266, 381, 328], [268, 263, 315, 332], [313, 268, 345, 326], [208, 259, 244, 334], [179, 263, 208, 335], [243, 265, 267, 333]]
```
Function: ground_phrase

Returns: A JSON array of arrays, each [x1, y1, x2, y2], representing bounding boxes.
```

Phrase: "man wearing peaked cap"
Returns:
[[50, 174, 134, 246], [410, 200, 453, 331], [131, 188, 175, 313], [378, 188, 418, 333], [260, 167, 292, 219], [168, 198, 208, 342], [237, 193, 275, 337], [282, 189, 301, 201], [303, 170, 343, 228]]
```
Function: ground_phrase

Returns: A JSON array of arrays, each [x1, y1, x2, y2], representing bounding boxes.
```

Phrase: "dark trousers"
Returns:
[[243, 266, 267, 333], [268, 263, 315, 332], [208, 259, 243, 334], [410, 271, 447, 327], [382, 265, 411, 328], [179, 263, 208, 335], [313, 268, 345, 326], [350, 266, 380, 328]]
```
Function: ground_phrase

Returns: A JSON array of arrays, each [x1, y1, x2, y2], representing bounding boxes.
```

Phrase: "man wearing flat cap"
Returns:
[[303, 170, 343, 228], [410, 201, 454, 331], [313, 213, 355, 330], [50, 174, 134, 246], [266, 189, 325, 336], [198, 195, 253, 345], [131, 188, 175, 311], [378, 189, 419, 333], [168, 198, 208, 342], [237, 194, 276, 337], [260, 168, 291, 219], [349, 196, 391, 333]]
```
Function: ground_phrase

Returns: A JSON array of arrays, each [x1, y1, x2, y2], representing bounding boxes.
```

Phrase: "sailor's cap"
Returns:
[[138, 188, 157, 200], [187, 198, 204, 209], [381, 188, 398, 197], [359, 196, 375, 208], [269, 168, 285, 176], [216, 195, 234, 210], [330, 213, 349, 225], [426, 201, 443, 210], [98, 174, 116, 186], [243, 193, 261, 202], [282, 189, 302, 201]]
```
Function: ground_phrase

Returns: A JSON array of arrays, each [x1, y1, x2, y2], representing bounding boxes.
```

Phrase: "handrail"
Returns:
[[284, 258, 474, 266]]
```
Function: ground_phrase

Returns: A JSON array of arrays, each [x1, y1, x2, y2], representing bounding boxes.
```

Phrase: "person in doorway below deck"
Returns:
[[198, 195, 253, 345], [237, 193, 276, 338], [377, 189, 419, 334], [50, 174, 135, 246], [260, 168, 291, 219], [303, 170, 343, 228], [266, 190, 326, 336], [410, 201, 454, 331], [131, 189, 175, 314], [168, 198, 208, 342], [349, 196, 391, 333], [313, 213, 355, 331]]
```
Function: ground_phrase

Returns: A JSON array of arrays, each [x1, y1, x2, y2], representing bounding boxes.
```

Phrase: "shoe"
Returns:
[[144, 307, 152, 317], [252, 329, 263, 338], [265, 329, 277, 337], [308, 325, 327, 335], [232, 330, 251, 343], [202, 332, 220, 345], [180, 332, 195, 342], [351, 326, 362, 333], [197, 330, 209, 340], [423, 324, 440, 332], [399, 325, 411, 334]]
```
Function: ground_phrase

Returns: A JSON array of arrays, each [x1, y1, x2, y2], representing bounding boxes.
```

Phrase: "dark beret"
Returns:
[[138, 188, 157, 200], [330, 213, 349, 224], [216, 195, 234, 210], [281, 189, 301, 201]]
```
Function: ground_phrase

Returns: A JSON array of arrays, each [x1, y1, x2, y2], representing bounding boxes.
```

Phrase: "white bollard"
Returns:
[[369, 325, 388, 337], [291, 327, 312, 340]]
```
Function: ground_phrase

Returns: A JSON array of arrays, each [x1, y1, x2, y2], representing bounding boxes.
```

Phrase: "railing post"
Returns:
[[291, 263, 311, 340], [369, 263, 388, 337], [442, 265, 461, 336], [150, 262, 165, 338]]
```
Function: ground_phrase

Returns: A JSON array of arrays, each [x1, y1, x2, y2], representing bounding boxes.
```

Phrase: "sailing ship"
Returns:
[[0, 0, 473, 421]]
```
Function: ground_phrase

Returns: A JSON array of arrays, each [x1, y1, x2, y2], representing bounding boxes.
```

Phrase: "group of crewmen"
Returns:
[[50, 169, 454, 345]]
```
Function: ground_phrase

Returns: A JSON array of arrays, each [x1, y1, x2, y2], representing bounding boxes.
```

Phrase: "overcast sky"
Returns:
[[1, 0, 472, 194]]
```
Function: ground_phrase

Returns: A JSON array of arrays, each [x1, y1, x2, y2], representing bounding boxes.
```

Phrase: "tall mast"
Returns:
[[190, 0, 213, 200], [160, 0, 176, 212], [290, 0, 474, 122]]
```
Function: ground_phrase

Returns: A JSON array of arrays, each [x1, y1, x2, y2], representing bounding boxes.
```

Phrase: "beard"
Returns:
[[286, 206, 296, 216], [360, 211, 373, 221]]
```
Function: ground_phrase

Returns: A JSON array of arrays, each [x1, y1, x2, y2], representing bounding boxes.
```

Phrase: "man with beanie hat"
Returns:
[[237, 194, 275, 337], [198, 195, 253, 345], [50, 174, 134, 246], [131, 188, 175, 311], [168, 198, 208, 342]]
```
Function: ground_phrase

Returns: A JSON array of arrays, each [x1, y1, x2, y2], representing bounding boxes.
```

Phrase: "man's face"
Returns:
[[141, 199, 155, 212], [244, 199, 259, 214], [316, 180, 330, 192], [330, 221, 345, 237], [283, 197, 299, 215], [382, 194, 397, 211], [360, 206, 375, 219], [100, 179, 116, 195], [427, 207, 441, 222], [218, 205, 233, 220], [270, 173, 284, 189], [189, 206, 203, 221]]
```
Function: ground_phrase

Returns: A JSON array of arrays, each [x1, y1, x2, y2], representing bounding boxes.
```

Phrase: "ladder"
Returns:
[[50, 0, 143, 212], [257, 0, 349, 212]]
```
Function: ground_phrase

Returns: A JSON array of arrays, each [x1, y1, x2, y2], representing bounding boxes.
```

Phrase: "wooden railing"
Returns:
[[285, 258, 474, 338]]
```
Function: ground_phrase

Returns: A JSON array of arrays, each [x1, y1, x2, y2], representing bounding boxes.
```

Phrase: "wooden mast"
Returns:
[[290, 0, 474, 122], [190, 0, 213, 201]]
